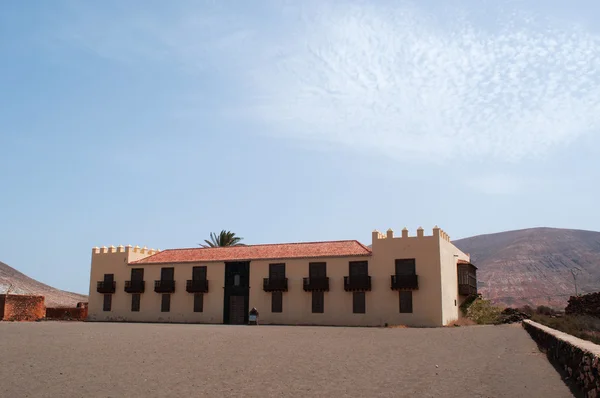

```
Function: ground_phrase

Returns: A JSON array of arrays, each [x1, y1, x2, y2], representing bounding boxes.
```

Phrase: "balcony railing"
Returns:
[[303, 277, 329, 292], [263, 278, 288, 292], [154, 280, 175, 293], [390, 274, 419, 290], [459, 283, 477, 296], [96, 281, 116, 294], [343, 275, 371, 292], [124, 280, 145, 293], [186, 279, 209, 293], [458, 263, 477, 296]]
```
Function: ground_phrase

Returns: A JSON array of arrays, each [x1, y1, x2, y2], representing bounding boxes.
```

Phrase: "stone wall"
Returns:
[[566, 292, 600, 318], [45, 305, 88, 320], [523, 319, 600, 397], [0, 294, 46, 321]]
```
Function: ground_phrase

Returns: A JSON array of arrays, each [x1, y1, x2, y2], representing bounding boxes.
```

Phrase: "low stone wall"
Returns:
[[0, 294, 46, 321], [523, 319, 600, 397], [45, 306, 88, 320]]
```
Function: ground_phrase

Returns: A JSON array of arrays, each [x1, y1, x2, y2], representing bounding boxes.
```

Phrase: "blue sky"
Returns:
[[1, 0, 599, 294]]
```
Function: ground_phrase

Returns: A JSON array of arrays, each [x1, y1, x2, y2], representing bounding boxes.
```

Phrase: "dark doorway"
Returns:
[[131, 268, 144, 281], [223, 262, 250, 324], [161, 267, 174, 281], [349, 261, 368, 276], [192, 266, 207, 281], [103, 273, 114, 284]]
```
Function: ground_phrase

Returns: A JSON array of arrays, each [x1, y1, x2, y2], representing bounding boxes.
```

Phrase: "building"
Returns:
[[87, 226, 478, 327]]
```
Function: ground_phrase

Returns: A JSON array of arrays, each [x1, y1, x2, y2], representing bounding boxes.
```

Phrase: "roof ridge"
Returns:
[[129, 239, 371, 265], [160, 239, 366, 251], [353, 240, 373, 253]]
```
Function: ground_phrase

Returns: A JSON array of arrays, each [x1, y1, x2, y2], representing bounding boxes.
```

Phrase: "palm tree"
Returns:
[[200, 230, 244, 248]]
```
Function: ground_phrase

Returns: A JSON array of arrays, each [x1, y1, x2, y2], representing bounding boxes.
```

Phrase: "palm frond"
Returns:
[[199, 230, 244, 247]]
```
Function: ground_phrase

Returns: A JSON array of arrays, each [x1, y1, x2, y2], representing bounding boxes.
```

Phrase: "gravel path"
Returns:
[[0, 322, 573, 397]]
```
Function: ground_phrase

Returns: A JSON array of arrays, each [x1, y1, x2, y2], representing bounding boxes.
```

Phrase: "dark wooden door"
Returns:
[[309, 262, 326, 277], [269, 263, 285, 279], [229, 296, 246, 324], [131, 268, 144, 281], [223, 262, 250, 324], [349, 261, 368, 276], [161, 267, 174, 281], [395, 259, 416, 275], [192, 266, 207, 281]]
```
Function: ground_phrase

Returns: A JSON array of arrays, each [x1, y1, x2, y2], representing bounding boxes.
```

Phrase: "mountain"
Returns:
[[0, 261, 87, 307], [454, 228, 600, 308]]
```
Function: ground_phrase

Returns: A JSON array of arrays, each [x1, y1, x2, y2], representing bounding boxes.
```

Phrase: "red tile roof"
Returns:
[[457, 259, 470, 265], [130, 240, 372, 265]]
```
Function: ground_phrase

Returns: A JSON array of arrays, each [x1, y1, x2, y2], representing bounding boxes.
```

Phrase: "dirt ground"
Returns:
[[0, 322, 573, 398]]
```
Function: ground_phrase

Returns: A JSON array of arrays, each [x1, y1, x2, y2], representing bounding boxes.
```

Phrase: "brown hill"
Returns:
[[0, 261, 87, 307], [453, 228, 600, 308]]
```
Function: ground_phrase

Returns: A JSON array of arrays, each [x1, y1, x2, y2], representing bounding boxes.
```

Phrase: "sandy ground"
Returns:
[[0, 322, 573, 398]]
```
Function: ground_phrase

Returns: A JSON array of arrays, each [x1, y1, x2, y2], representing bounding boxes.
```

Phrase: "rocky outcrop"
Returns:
[[496, 308, 531, 324], [566, 292, 600, 318]]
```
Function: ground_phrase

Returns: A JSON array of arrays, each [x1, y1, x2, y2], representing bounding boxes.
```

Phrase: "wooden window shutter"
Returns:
[[131, 294, 140, 312], [194, 293, 204, 312], [312, 291, 324, 313], [103, 294, 112, 311], [271, 291, 283, 313], [399, 291, 413, 313], [353, 292, 366, 314], [161, 294, 171, 312]]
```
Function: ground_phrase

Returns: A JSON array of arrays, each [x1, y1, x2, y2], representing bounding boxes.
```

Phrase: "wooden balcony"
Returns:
[[303, 277, 329, 292], [124, 280, 145, 293], [459, 283, 477, 296], [344, 275, 371, 292], [154, 280, 175, 293], [458, 262, 478, 296], [390, 274, 419, 290], [263, 278, 288, 292], [186, 280, 209, 293], [96, 281, 116, 294]]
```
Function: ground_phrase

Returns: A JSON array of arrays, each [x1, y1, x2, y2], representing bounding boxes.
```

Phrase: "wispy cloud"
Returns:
[[56, 1, 600, 163], [232, 3, 600, 163]]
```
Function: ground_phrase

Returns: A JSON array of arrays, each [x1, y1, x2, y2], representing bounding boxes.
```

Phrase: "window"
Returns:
[[395, 259, 416, 275], [131, 294, 140, 312], [192, 266, 207, 281], [194, 293, 203, 313], [309, 262, 326, 278], [353, 292, 366, 314], [349, 261, 368, 277], [131, 268, 144, 281], [161, 294, 171, 312], [103, 294, 112, 311], [234, 274, 240, 286], [399, 291, 413, 313], [269, 263, 286, 279], [272, 291, 283, 313], [312, 291, 324, 313], [103, 273, 114, 283], [160, 267, 174, 280]]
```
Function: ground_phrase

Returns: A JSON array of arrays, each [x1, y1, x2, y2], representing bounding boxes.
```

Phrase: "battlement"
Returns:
[[92, 245, 161, 256], [372, 225, 451, 242]]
